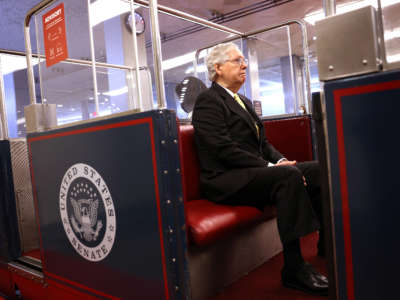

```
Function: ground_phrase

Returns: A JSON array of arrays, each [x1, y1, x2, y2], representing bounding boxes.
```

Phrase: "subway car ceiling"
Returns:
[[2, 0, 400, 53], [1, 0, 399, 73], [1, 0, 400, 132]]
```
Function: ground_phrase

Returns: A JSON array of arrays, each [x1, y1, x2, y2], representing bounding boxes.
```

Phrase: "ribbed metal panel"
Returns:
[[9, 139, 39, 253]]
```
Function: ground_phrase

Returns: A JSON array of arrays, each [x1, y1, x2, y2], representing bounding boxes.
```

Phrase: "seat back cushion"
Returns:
[[264, 116, 313, 162], [179, 116, 313, 202], [178, 125, 201, 202]]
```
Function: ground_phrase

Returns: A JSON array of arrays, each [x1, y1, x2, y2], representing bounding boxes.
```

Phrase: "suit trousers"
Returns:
[[220, 161, 322, 244]]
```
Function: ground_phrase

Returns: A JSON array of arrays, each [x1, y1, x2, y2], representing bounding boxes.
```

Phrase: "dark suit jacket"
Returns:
[[192, 82, 284, 203]]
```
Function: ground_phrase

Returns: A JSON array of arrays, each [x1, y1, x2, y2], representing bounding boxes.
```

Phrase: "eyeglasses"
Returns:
[[226, 57, 248, 66]]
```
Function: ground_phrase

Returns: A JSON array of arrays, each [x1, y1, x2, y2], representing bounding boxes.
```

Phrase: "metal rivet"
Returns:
[[362, 59, 368, 65], [172, 258, 176, 262], [166, 199, 171, 204], [173, 139, 178, 144], [328, 65, 334, 71], [175, 286, 179, 291], [161, 140, 166, 145], [163, 170, 168, 174], [169, 228, 174, 234], [176, 168, 180, 173]]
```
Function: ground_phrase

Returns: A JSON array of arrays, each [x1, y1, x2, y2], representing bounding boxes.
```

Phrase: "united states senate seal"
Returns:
[[59, 163, 116, 262]]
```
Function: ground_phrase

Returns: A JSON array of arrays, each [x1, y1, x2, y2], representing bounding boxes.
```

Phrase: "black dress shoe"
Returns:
[[303, 262, 328, 285], [282, 262, 329, 296]]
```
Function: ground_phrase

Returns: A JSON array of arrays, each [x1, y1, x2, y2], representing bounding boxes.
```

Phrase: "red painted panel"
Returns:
[[11, 273, 47, 300], [0, 265, 14, 298], [23, 249, 41, 260], [47, 279, 100, 300]]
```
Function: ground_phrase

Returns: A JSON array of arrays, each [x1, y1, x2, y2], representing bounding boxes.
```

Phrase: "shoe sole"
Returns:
[[282, 280, 328, 296]]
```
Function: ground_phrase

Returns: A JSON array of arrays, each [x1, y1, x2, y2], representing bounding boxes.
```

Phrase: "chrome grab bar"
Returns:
[[23, 0, 243, 109]]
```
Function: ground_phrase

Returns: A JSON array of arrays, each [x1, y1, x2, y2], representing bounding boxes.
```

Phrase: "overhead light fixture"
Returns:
[[90, 0, 139, 27], [185, 65, 207, 74], [163, 50, 207, 71], [102, 86, 128, 96], [304, 0, 400, 25]]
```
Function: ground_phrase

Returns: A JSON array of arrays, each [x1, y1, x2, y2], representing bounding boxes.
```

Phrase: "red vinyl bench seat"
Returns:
[[178, 116, 313, 247]]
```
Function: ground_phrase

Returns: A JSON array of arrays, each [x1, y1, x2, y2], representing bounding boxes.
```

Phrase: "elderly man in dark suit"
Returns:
[[192, 42, 328, 296]]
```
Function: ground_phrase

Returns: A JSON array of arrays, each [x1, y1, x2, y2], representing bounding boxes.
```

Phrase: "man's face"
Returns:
[[215, 48, 247, 91]]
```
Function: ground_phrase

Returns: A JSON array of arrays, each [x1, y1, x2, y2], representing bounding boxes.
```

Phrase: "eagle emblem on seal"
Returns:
[[70, 198, 103, 242]]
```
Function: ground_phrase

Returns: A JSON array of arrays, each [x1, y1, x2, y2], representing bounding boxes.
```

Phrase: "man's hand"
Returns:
[[276, 160, 307, 186], [276, 160, 297, 166]]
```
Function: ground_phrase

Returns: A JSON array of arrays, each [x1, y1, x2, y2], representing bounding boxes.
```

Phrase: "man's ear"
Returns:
[[214, 63, 222, 76]]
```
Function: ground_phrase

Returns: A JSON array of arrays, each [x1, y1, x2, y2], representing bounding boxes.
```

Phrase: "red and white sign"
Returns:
[[42, 3, 68, 67]]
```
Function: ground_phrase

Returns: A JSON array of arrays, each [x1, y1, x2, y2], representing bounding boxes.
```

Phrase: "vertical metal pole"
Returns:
[[34, 16, 45, 103], [0, 55, 9, 139], [299, 21, 312, 114], [323, 0, 336, 17], [286, 25, 298, 113], [87, 0, 100, 116], [149, 0, 166, 109], [24, 23, 37, 105], [376, 0, 387, 67], [128, 68, 137, 109], [193, 56, 198, 78], [129, 0, 143, 111]]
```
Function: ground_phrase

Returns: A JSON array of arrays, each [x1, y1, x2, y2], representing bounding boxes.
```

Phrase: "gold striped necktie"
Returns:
[[233, 93, 246, 110], [233, 94, 260, 138]]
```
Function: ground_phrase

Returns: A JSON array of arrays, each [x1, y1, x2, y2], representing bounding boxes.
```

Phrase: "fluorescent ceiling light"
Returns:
[[304, 0, 400, 25], [163, 51, 207, 71], [0, 54, 38, 76], [90, 0, 139, 27], [185, 65, 207, 74], [102, 86, 128, 96]]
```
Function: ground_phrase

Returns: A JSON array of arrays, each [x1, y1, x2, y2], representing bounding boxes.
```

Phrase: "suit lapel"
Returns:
[[211, 82, 260, 140]]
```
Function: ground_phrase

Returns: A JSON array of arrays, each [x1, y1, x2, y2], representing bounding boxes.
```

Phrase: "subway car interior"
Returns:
[[0, 0, 400, 299]]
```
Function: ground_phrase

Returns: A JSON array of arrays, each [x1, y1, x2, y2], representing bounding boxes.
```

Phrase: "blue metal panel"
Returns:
[[28, 110, 189, 299], [324, 70, 400, 300]]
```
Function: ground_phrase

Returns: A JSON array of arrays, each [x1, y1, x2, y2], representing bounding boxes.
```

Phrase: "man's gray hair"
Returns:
[[206, 42, 240, 81]]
